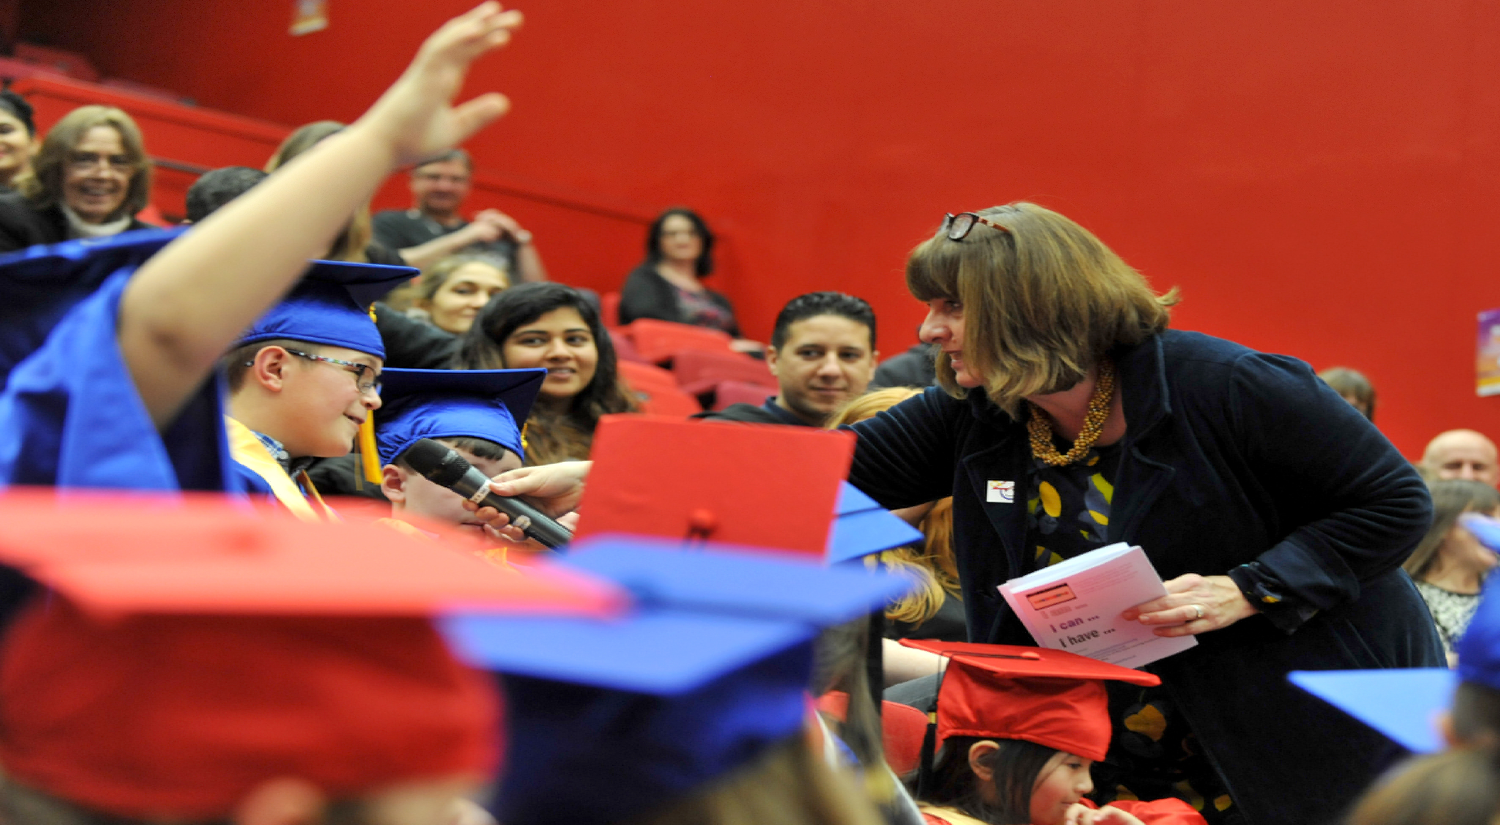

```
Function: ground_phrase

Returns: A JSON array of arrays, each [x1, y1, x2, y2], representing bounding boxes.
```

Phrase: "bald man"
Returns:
[[1421, 429, 1500, 487]]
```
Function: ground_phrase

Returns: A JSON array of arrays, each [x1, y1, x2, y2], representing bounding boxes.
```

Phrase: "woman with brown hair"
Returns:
[[473, 202, 1442, 824], [0, 105, 154, 252], [1403, 478, 1500, 662], [840, 203, 1441, 824]]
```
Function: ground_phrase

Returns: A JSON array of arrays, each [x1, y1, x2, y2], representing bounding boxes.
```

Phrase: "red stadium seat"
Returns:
[[672, 348, 775, 396], [609, 328, 647, 364], [815, 691, 932, 778], [618, 361, 703, 416], [711, 380, 773, 411], [601, 291, 622, 329], [625, 319, 734, 363]]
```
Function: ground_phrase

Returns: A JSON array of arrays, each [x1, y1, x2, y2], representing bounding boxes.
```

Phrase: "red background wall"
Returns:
[[15, 0, 1500, 458]]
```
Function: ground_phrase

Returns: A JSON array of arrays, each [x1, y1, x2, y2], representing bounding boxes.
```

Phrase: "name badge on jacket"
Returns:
[[987, 480, 1015, 504]]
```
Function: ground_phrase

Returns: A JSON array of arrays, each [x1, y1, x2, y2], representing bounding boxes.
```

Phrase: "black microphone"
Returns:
[[402, 438, 573, 549]]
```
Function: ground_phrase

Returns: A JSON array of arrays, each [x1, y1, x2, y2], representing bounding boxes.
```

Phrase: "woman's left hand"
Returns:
[[1122, 574, 1258, 637]]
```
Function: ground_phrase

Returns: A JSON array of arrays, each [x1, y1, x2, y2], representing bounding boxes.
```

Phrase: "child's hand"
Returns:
[[1062, 803, 1147, 825], [355, 2, 523, 166]]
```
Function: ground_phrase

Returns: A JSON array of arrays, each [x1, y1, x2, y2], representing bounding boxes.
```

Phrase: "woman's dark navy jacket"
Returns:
[[847, 329, 1443, 825]]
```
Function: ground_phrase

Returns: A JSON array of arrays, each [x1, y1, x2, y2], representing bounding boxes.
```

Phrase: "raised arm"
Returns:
[[118, 3, 522, 427]]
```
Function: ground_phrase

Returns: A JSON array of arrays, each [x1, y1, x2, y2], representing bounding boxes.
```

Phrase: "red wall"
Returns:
[[17, 0, 1500, 457]]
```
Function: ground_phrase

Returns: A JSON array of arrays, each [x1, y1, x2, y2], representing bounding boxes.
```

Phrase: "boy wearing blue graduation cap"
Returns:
[[221, 262, 413, 518], [0, 3, 523, 502], [373, 367, 545, 549]]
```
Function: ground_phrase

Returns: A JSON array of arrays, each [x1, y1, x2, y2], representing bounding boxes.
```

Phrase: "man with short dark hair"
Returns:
[[371, 148, 547, 280], [699, 291, 878, 427], [184, 166, 267, 224]]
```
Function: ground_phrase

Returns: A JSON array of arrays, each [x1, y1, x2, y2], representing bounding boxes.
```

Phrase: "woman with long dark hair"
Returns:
[[456, 282, 634, 464], [619, 207, 761, 352]]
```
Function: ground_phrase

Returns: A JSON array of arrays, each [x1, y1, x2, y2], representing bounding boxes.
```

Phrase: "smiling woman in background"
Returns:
[[0, 105, 153, 252], [0, 91, 37, 193], [455, 282, 635, 464], [409, 254, 510, 335]]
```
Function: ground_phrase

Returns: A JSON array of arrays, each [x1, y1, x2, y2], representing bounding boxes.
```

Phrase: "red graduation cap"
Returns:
[[573, 415, 854, 557], [0, 488, 628, 821], [0, 488, 626, 617], [903, 639, 1160, 762]]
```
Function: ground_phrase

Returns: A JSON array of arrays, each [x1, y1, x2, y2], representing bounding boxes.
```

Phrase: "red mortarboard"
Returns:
[[903, 640, 1160, 762], [573, 415, 854, 557], [0, 488, 625, 616], [0, 488, 628, 821], [0, 599, 497, 820]]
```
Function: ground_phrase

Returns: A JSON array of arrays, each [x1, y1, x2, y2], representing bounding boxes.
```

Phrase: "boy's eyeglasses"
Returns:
[[244, 348, 382, 396], [942, 212, 1011, 241]]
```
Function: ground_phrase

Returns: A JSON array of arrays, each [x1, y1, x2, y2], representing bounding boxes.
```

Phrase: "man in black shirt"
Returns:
[[697, 292, 878, 427], [371, 149, 547, 281]]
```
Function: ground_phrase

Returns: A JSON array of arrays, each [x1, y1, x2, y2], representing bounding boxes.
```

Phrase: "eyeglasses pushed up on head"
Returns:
[[942, 212, 1011, 241]]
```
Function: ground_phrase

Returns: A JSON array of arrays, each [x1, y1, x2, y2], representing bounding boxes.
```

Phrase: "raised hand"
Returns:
[[355, 2, 523, 166]]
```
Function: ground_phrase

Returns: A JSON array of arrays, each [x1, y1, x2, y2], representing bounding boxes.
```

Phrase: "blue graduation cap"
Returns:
[[0, 228, 181, 388], [374, 368, 546, 466], [1287, 668, 1455, 754], [829, 481, 925, 564], [439, 535, 913, 824], [235, 259, 415, 360]]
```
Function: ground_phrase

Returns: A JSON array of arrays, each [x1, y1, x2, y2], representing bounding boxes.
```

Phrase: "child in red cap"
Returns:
[[906, 641, 1205, 825]]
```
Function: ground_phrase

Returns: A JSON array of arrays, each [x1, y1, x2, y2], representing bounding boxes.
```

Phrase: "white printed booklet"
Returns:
[[998, 542, 1196, 668]]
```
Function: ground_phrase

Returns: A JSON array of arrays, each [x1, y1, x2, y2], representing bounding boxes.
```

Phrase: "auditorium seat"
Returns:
[[609, 329, 646, 364], [618, 361, 703, 416], [624, 318, 735, 363], [815, 690, 932, 777], [711, 380, 772, 411], [672, 348, 775, 397], [13, 43, 100, 82], [600, 291, 622, 328]]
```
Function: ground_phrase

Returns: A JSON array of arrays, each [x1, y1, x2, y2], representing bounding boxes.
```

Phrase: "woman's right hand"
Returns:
[[353, 3, 523, 167], [475, 461, 592, 519]]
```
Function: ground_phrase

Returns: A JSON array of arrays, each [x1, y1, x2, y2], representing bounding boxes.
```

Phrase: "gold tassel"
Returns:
[[358, 412, 382, 485]]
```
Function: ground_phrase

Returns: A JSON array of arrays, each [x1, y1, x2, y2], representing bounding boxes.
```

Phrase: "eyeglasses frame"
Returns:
[[243, 347, 382, 396]]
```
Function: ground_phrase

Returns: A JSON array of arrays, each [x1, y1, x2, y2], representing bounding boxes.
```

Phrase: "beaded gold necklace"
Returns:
[[1025, 358, 1116, 467]]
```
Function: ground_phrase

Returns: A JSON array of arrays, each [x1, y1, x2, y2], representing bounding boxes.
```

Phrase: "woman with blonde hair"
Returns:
[[828, 389, 964, 649], [265, 120, 391, 265], [405, 254, 510, 335], [0, 105, 153, 252], [837, 203, 1442, 823]]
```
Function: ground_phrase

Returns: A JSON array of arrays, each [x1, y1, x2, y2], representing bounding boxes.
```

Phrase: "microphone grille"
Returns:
[[402, 438, 472, 487]]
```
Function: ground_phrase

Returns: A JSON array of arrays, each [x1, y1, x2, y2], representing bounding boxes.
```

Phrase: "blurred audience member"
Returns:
[[0, 90, 36, 192], [266, 120, 402, 266], [1423, 429, 1500, 487], [184, 163, 458, 374], [700, 291, 877, 426], [1318, 366, 1376, 421], [621, 207, 761, 352], [406, 255, 510, 335], [828, 388, 963, 689], [1404, 479, 1500, 663], [1344, 747, 1500, 825], [372, 149, 546, 280], [184, 166, 267, 223], [0, 105, 152, 252], [870, 336, 936, 390], [455, 282, 634, 464]]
